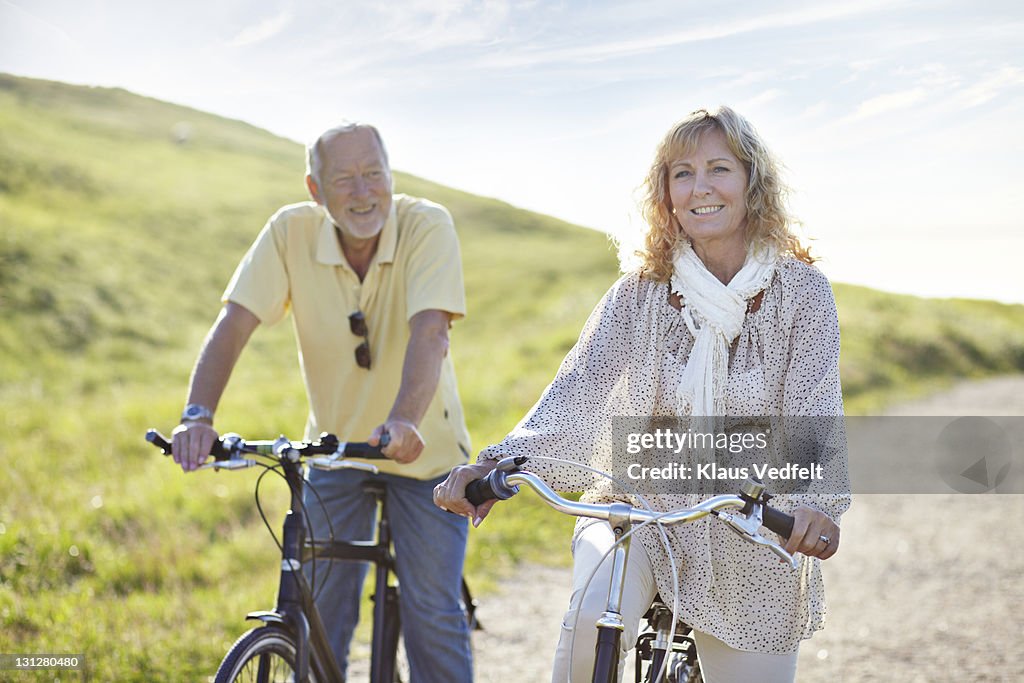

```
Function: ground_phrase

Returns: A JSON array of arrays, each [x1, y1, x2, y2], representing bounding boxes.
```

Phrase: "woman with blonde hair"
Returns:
[[436, 106, 849, 682]]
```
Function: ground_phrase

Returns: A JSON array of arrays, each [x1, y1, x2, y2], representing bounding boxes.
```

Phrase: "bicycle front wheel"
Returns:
[[214, 625, 322, 683]]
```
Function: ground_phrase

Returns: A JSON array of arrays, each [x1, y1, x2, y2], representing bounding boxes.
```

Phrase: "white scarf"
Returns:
[[671, 242, 777, 416]]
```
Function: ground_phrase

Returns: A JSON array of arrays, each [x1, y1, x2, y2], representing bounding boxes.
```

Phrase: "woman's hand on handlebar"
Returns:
[[433, 460, 500, 527], [171, 421, 218, 472], [784, 506, 840, 560]]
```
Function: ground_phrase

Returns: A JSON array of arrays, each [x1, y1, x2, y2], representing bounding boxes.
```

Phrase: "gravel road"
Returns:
[[361, 376, 1024, 681]]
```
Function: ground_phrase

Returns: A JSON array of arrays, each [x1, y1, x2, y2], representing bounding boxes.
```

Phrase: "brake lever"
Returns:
[[307, 456, 380, 474], [715, 508, 799, 570], [198, 458, 257, 471], [496, 455, 529, 472]]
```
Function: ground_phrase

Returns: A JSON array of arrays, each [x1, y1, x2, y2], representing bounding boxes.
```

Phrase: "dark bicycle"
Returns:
[[146, 429, 479, 683]]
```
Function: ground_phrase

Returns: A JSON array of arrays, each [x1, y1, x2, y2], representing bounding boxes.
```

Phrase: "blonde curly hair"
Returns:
[[637, 106, 813, 282]]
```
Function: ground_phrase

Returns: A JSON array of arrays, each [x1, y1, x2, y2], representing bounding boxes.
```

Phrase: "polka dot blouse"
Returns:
[[479, 258, 851, 653]]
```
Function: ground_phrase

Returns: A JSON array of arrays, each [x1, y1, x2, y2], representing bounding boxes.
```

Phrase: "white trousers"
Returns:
[[550, 522, 799, 683]]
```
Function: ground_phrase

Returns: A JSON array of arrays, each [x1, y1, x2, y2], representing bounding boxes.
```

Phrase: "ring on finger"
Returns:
[[818, 534, 831, 547]]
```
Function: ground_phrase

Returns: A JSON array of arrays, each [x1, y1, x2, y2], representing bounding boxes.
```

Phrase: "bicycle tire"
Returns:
[[214, 625, 323, 683]]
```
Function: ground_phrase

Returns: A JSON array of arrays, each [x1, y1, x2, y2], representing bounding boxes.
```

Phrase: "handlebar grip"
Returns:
[[465, 476, 500, 506], [145, 429, 228, 459], [146, 429, 172, 454], [342, 432, 390, 460], [762, 505, 794, 540], [343, 442, 388, 460]]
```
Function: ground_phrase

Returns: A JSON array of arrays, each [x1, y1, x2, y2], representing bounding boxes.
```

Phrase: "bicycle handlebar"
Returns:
[[466, 457, 798, 566], [145, 429, 390, 470]]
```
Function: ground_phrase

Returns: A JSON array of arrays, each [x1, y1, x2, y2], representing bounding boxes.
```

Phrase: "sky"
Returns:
[[2, 0, 1023, 303]]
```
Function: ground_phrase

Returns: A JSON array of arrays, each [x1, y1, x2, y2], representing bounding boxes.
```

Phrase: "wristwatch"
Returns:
[[181, 403, 214, 423]]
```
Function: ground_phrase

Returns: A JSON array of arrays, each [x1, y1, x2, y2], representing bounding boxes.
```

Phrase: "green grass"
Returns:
[[833, 283, 1024, 412], [1, 72, 1023, 679]]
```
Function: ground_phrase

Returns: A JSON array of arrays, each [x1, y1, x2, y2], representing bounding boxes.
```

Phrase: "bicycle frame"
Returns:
[[590, 504, 705, 683], [591, 503, 635, 683], [595, 516, 697, 683], [249, 457, 401, 683], [302, 478, 402, 683]]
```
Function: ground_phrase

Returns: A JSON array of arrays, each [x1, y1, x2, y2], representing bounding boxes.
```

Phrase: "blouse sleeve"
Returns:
[[776, 263, 851, 523], [478, 273, 645, 492]]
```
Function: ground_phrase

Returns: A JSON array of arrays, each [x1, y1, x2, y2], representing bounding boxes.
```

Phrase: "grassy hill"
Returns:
[[2, 73, 1023, 679]]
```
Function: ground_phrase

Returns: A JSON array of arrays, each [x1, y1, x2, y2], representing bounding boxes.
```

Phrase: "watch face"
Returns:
[[183, 405, 211, 421]]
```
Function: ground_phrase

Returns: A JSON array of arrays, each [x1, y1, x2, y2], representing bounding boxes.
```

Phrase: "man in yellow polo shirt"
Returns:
[[171, 123, 473, 681]]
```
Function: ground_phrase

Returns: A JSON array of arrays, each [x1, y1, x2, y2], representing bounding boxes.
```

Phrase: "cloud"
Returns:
[[845, 87, 928, 122], [472, 0, 906, 69], [951, 66, 1024, 109], [893, 62, 961, 89], [798, 101, 829, 120], [0, 0, 74, 44], [741, 88, 785, 108], [228, 10, 292, 48], [361, 0, 513, 51]]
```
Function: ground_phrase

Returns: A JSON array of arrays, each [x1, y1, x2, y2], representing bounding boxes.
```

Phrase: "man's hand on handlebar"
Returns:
[[433, 460, 500, 527], [171, 421, 219, 472], [370, 419, 423, 464]]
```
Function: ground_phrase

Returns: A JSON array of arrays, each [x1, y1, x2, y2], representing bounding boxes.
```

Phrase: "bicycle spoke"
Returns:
[[227, 649, 297, 683]]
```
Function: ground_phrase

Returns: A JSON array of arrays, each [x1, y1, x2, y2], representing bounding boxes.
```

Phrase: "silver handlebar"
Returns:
[[488, 463, 798, 569]]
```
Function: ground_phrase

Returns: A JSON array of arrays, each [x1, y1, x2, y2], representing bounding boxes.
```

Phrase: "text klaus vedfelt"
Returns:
[[624, 428, 824, 482]]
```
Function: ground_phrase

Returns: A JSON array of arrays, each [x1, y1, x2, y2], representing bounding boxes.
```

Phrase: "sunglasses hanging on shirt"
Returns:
[[349, 311, 371, 369]]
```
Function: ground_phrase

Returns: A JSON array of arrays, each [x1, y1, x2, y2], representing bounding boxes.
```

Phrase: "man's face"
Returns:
[[308, 128, 393, 243]]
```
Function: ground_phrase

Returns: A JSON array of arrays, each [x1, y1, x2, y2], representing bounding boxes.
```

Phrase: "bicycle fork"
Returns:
[[640, 602, 699, 683], [247, 467, 344, 683], [591, 503, 635, 683]]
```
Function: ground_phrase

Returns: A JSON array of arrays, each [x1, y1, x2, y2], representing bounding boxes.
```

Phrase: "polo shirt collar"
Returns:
[[315, 199, 398, 267]]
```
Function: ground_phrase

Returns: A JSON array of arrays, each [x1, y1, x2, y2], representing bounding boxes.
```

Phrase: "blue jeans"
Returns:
[[303, 468, 473, 683]]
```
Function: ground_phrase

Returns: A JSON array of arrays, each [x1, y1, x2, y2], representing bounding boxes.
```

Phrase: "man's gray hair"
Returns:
[[306, 122, 389, 181]]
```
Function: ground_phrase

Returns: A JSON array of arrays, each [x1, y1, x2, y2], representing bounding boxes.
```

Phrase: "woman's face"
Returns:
[[667, 129, 749, 255]]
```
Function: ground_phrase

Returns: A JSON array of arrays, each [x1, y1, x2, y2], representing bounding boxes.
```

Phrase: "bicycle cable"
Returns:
[[253, 462, 288, 556], [252, 460, 323, 602], [301, 473, 341, 604], [523, 455, 684, 683], [565, 509, 688, 683], [247, 449, 366, 606]]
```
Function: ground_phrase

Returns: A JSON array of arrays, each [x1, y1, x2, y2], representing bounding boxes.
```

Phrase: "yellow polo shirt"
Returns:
[[222, 194, 471, 480]]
